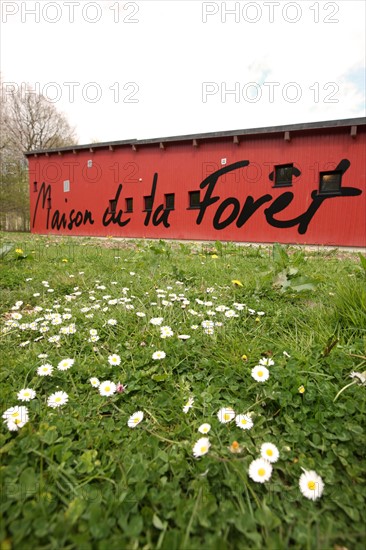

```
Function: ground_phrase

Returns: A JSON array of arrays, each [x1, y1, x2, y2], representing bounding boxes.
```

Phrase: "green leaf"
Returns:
[[152, 514, 165, 530], [65, 497, 86, 526], [358, 252, 366, 273], [152, 374, 169, 382]]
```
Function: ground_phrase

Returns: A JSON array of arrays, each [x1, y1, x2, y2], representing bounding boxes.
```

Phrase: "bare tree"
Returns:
[[3, 82, 77, 152]]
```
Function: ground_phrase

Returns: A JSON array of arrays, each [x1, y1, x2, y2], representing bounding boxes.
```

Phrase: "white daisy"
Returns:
[[150, 317, 164, 326], [260, 442, 280, 463], [350, 371, 366, 384], [299, 469, 324, 500], [217, 407, 235, 423], [17, 388, 36, 402], [108, 354, 121, 366], [193, 437, 211, 458], [183, 397, 194, 413], [90, 377, 100, 387], [259, 357, 275, 367], [248, 458, 273, 483], [127, 411, 144, 428], [235, 414, 254, 430], [251, 365, 270, 382], [37, 364, 53, 376], [198, 423, 211, 434], [160, 326, 174, 338], [225, 310, 238, 318], [178, 335, 191, 340], [11, 312, 22, 320], [2, 406, 29, 430], [152, 350, 166, 360], [99, 381, 117, 396], [47, 391, 69, 408], [57, 358, 74, 371]]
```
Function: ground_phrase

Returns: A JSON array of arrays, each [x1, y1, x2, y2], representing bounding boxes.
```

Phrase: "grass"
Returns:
[[0, 233, 365, 550]]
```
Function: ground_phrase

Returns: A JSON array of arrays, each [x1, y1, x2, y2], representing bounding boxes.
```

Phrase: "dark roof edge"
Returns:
[[24, 117, 366, 156]]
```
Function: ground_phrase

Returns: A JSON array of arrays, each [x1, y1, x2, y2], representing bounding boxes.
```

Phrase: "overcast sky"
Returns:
[[1, 0, 365, 144]]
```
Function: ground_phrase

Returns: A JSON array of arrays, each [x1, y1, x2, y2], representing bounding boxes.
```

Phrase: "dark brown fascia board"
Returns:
[[24, 117, 366, 157]]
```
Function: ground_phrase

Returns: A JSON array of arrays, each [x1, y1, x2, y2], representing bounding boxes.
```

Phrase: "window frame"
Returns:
[[165, 193, 175, 211], [273, 164, 294, 188], [318, 170, 342, 196], [109, 199, 117, 214], [143, 195, 154, 212], [188, 191, 201, 209], [125, 198, 133, 213]]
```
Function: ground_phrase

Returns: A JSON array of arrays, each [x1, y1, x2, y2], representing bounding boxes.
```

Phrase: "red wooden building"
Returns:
[[26, 118, 366, 247]]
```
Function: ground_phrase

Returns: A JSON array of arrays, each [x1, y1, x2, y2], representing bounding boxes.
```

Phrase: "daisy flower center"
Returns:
[[266, 449, 273, 456], [24, 392, 30, 396], [55, 397, 61, 402], [258, 468, 266, 476], [11, 412, 19, 418], [200, 446, 207, 453], [133, 418, 139, 423], [15, 418, 21, 424], [308, 481, 316, 490], [224, 413, 231, 421], [241, 419, 247, 425], [105, 386, 110, 392], [258, 371, 263, 377]]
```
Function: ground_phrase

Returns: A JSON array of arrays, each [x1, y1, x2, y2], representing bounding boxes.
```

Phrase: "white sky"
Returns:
[[1, 0, 365, 144]]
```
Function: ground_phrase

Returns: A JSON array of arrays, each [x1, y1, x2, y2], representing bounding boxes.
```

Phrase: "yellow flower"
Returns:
[[62, 258, 68, 263], [232, 279, 243, 287], [15, 248, 24, 255], [241, 354, 248, 361], [211, 254, 218, 259], [298, 385, 305, 394]]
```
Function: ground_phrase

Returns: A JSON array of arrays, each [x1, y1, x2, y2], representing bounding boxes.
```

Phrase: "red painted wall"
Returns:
[[28, 124, 366, 246]]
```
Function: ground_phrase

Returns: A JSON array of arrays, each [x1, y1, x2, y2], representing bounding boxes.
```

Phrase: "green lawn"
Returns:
[[0, 234, 365, 550]]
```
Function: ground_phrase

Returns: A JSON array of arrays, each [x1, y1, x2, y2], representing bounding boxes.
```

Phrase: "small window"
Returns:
[[144, 196, 153, 211], [125, 198, 133, 212], [274, 164, 293, 187], [109, 199, 117, 214], [33, 181, 38, 192], [188, 191, 200, 209], [319, 171, 342, 195], [165, 194, 175, 210]]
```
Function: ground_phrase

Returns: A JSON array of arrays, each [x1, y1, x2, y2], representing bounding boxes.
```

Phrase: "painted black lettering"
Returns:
[[236, 195, 272, 227], [213, 198, 240, 230], [196, 161, 250, 225], [51, 211, 67, 230], [152, 205, 171, 228], [32, 182, 51, 229], [102, 184, 131, 227], [144, 173, 158, 227]]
